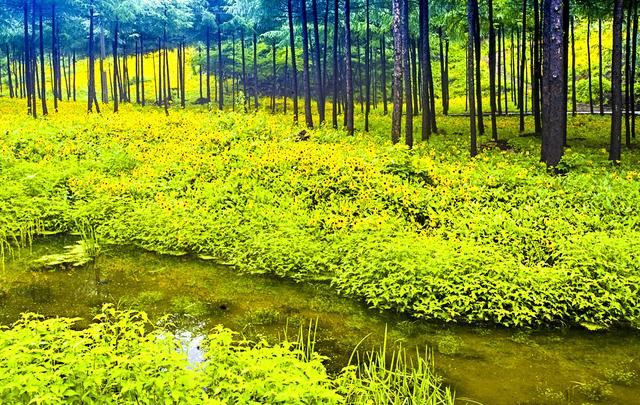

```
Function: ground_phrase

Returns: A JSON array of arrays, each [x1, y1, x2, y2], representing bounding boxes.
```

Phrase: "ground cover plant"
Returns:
[[1, 99, 639, 331]]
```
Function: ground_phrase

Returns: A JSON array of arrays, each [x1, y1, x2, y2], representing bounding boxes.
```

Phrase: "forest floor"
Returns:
[[1, 98, 639, 331]]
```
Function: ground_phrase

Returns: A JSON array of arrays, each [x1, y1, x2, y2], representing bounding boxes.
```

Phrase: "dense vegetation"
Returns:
[[1, 99, 639, 330]]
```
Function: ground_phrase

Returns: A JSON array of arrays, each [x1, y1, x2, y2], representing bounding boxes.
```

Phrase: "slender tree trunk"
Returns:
[[301, 0, 314, 127], [599, 18, 604, 115], [288, 0, 299, 123], [311, 0, 325, 123], [271, 41, 277, 113], [472, 0, 483, 134], [217, 17, 224, 110], [365, 0, 371, 131], [6, 46, 13, 98], [38, 6, 47, 115], [284, 47, 289, 113], [100, 24, 108, 103], [632, 2, 638, 140], [402, 0, 413, 147], [467, 0, 477, 156], [419, 0, 431, 140], [587, 19, 594, 114], [332, 0, 339, 126], [24, 1, 32, 116], [391, 0, 402, 143], [625, 1, 632, 145], [51, 4, 58, 111], [488, 0, 497, 140], [88, 4, 96, 113], [380, 36, 388, 115], [533, 0, 541, 133], [561, 0, 569, 144], [497, 26, 502, 115], [611, 0, 624, 162], [241, 30, 248, 112], [113, 21, 119, 112], [345, 0, 354, 134], [206, 26, 211, 103], [571, 15, 577, 116], [519, 0, 527, 132], [141, 38, 145, 106], [253, 30, 259, 111]]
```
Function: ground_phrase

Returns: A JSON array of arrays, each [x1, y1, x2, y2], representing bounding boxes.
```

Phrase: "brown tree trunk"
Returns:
[[610, 0, 624, 162]]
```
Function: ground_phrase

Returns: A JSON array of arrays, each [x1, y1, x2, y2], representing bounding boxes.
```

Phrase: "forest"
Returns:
[[0, 0, 639, 403]]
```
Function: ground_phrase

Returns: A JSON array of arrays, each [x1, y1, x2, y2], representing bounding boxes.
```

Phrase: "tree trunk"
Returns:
[[365, 0, 371, 131], [419, 0, 431, 140], [100, 24, 108, 103], [301, 0, 314, 127], [533, 0, 542, 133], [488, 0, 497, 140], [467, 0, 477, 156], [253, 30, 259, 111], [472, 0, 483, 134], [206, 26, 211, 103], [311, 0, 325, 123], [541, 0, 566, 166], [6, 46, 14, 98], [271, 41, 277, 113], [402, 0, 413, 147], [345, 0, 354, 135], [587, 19, 594, 114], [610, 0, 624, 162], [38, 6, 47, 115], [287, 0, 299, 122], [241, 29, 248, 112], [599, 18, 604, 115], [625, 1, 632, 146], [332, 0, 339, 126], [632, 2, 638, 140], [391, 0, 402, 143], [141, 38, 145, 106], [519, 0, 527, 132], [217, 17, 224, 110], [380, 36, 388, 115], [571, 15, 577, 115], [113, 21, 119, 112]]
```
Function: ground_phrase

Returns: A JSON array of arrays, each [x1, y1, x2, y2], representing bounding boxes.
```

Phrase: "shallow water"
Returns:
[[1, 236, 638, 405]]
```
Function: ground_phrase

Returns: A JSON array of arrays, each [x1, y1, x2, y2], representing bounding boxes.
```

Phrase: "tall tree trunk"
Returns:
[[625, 1, 632, 145], [135, 40, 140, 104], [419, 0, 432, 140], [497, 25, 502, 115], [519, 0, 527, 132], [488, 0, 497, 140], [380, 36, 388, 115], [24, 1, 33, 116], [632, 2, 638, 140], [402, 0, 413, 147], [599, 18, 604, 115], [587, 19, 594, 114], [541, 0, 566, 166], [287, 1, 299, 122], [217, 17, 224, 110], [38, 6, 47, 115], [51, 4, 58, 111], [253, 30, 259, 111], [561, 0, 569, 144], [467, 0, 477, 156], [271, 41, 276, 113], [206, 26, 211, 103], [365, 0, 371, 131], [311, 0, 325, 123], [571, 15, 577, 115], [439, 27, 448, 115], [141, 38, 146, 106], [332, 0, 339, 126], [87, 3, 97, 113], [472, 0, 483, 134], [100, 24, 108, 103], [113, 21, 119, 113], [391, 0, 402, 143], [345, 0, 354, 134], [241, 30, 248, 112], [533, 0, 542, 133], [301, 0, 314, 127], [611, 0, 624, 162], [6, 46, 14, 98]]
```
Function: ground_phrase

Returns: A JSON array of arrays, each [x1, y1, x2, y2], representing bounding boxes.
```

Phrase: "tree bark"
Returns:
[[391, 0, 402, 143], [599, 18, 604, 115], [519, 0, 527, 132], [467, 0, 477, 156], [472, 0, 483, 134], [587, 19, 594, 114], [541, 0, 566, 167], [488, 0, 497, 140], [38, 6, 47, 115], [345, 0, 354, 135], [113, 21, 119, 113], [217, 16, 224, 110], [288, 0, 299, 123], [402, 0, 413, 147], [332, 0, 339, 126], [365, 0, 371, 131], [419, 0, 432, 140], [301, 0, 314, 127], [610, 0, 624, 162], [311, 0, 325, 123]]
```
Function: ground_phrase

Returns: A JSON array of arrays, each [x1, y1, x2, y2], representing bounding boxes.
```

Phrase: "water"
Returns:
[[1, 236, 638, 405]]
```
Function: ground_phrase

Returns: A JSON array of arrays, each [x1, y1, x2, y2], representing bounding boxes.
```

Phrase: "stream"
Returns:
[[0, 236, 638, 405]]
